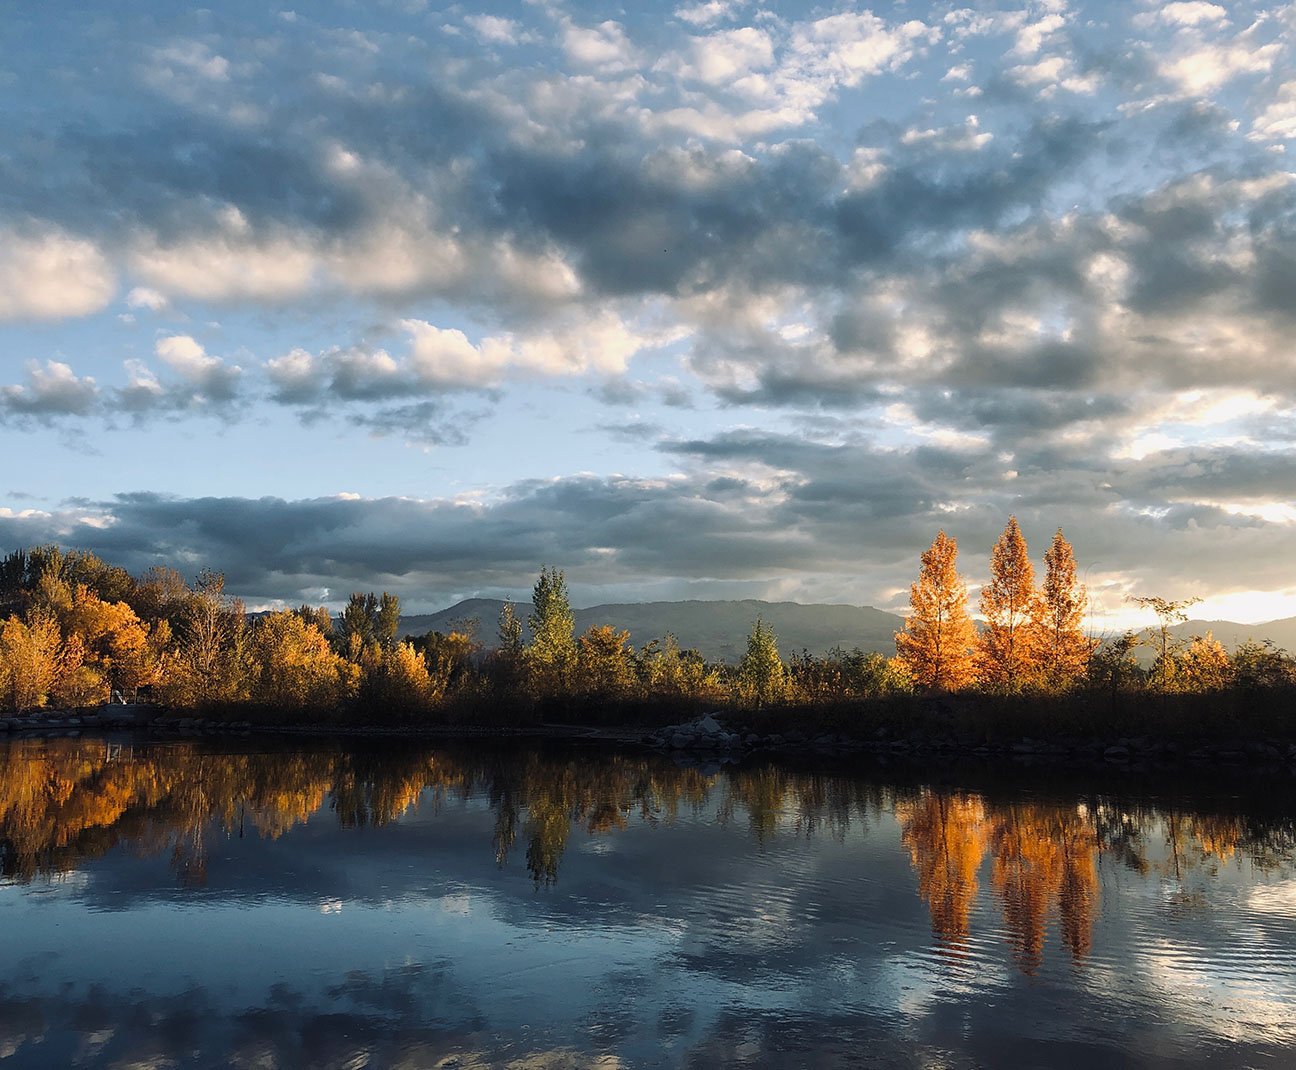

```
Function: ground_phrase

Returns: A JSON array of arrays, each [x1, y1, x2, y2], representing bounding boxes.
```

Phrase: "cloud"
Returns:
[[154, 335, 242, 400], [561, 20, 637, 72], [3, 419, 1296, 619], [1250, 80, 1296, 141], [664, 28, 775, 86], [1158, 41, 1281, 97], [1146, 3, 1230, 29], [1, 361, 99, 421], [674, 1, 737, 28], [463, 14, 526, 45], [0, 229, 115, 321], [125, 286, 167, 312]]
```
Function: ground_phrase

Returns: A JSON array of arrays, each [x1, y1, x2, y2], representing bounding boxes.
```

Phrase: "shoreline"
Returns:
[[4, 705, 1295, 777]]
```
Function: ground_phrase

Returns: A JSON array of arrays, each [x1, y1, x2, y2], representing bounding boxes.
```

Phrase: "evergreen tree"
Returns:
[[1032, 529, 1095, 689], [895, 530, 977, 691], [977, 517, 1038, 691]]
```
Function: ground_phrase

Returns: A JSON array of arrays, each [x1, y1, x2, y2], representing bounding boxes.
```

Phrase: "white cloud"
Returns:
[[1009, 55, 1101, 95], [0, 229, 115, 321], [562, 20, 636, 72], [130, 232, 318, 301], [674, 1, 736, 28], [1, 360, 99, 416], [1159, 42, 1281, 96], [1150, 2, 1230, 28], [783, 13, 937, 92], [464, 14, 525, 45], [1012, 14, 1067, 57], [152, 335, 242, 401], [401, 310, 657, 388], [666, 27, 774, 86], [126, 287, 167, 312], [900, 115, 992, 152], [156, 335, 222, 379], [1251, 80, 1296, 141]]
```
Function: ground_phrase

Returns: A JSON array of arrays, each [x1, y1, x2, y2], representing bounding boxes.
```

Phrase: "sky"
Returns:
[[1, 0, 1294, 628]]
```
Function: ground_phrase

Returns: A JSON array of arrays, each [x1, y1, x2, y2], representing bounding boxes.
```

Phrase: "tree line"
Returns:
[[0, 537, 1290, 718], [892, 520, 1295, 698]]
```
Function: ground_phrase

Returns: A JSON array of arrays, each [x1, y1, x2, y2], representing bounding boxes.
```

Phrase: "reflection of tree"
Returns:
[[990, 805, 1099, 972], [897, 791, 987, 950], [2, 738, 1294, 981]]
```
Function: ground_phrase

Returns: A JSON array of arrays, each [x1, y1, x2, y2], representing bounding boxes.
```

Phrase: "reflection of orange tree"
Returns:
[[3, 738, 1294, 964], [990, 805, 1099, 971], [896, 791, 988, 949]]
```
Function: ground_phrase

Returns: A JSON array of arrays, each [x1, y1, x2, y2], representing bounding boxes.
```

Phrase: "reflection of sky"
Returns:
[[4, 776, 1296, 1067]]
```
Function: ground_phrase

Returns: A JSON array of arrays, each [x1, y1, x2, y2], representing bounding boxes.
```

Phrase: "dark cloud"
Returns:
[[3, 419, 1294, 613]]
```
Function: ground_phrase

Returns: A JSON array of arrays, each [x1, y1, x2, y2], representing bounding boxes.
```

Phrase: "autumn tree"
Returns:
[[248, 610, 358, 712], [977, 517, 1038, 691], [363, 641, 434, 715], [420, 630, 480, 695], [0, 612, 61, 710], [576, 625, 635, 696], [168, 570, 248, 706], [1174, 633, 1232, 693], [527, 566, 576, 692], [130, 567, 190, 627], [1031, 529, 1095, 690], [738, 617, 784, 706], [896, 530, 977, 692]]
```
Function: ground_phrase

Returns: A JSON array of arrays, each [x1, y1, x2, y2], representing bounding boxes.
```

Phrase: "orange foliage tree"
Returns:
[[977, 517, 1038, 691], [1032, 529, 1094, 689], [895, 530, 976, 691]]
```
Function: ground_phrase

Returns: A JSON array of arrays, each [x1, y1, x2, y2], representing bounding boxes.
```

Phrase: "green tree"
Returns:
[[527, 566, 576, 692], [739, 617, 784, 706], [340, 593, 378, 656], [376, 592, 401, 651], [1128, 595, 1201, 693]]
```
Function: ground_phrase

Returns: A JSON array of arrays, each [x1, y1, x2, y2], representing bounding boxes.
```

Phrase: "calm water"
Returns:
[[2, 737, 1295, 1068]]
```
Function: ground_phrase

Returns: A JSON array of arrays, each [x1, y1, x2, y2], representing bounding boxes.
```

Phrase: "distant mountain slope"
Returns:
[[1169, 616, 1296, 652], [398, 598, 906, 663]]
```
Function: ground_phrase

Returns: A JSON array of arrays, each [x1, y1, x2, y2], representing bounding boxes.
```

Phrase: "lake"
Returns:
[[2, 735, 1294, 1068]]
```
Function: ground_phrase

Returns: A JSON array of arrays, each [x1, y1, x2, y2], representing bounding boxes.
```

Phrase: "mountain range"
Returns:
[[396, 599, 1296, 664], [393, 601, 1296, 658], [397, 599, 905, 662]]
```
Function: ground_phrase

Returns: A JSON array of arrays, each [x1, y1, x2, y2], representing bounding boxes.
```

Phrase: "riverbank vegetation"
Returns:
[[0, 539, 1293, 741]]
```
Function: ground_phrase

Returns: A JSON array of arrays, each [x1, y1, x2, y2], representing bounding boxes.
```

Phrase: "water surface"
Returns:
[[2, 736, 1294, 1067]]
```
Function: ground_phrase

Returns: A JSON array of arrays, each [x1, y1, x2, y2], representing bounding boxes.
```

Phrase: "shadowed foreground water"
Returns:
[[2, 737, 1295, 1068]]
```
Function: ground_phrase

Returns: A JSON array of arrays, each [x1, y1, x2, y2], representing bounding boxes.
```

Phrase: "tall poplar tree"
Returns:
[[527, 566, 576, 692], [1032, 529, 1095, 689], [895, 530, 976, 691], [977, 517, 1038, 691]]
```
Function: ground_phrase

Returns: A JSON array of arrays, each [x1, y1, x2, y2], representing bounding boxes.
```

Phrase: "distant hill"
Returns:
[[398, 598, 906, 663], [1168, 616, 1296, 652], [275, 598, 1296, 667]]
